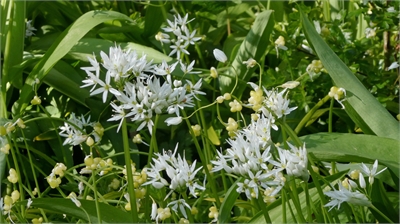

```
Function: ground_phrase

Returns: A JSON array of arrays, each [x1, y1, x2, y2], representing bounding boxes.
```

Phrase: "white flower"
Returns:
[[387, 7, 396, 13], [155, 32, 170, 43], [68, 192, 81, 208], [243, 58, 257, 68], [365, 27, 377, 39], [324, 182, 371, 211], [27, 198, 33, 209], [388, 62, 399, 70], [167, 199, 191, 219], [213, 49, 227, 63], [89, 71, 121, 103], [279, 81, 300, 89], [360, 160, 387, 185], [274, 36, 288, 58], [328, 86, 346, 109], [25, 20, 37, 37], [180, 60, 200, 75], [165, 116, 182, 126]]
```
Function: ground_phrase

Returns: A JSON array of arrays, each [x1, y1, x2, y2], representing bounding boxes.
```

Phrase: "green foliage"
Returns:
[[1, 0, 399, 223]]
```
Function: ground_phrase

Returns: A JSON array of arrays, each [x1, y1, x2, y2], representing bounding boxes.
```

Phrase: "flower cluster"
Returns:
[[247, 82, 297, 120], [80, 154, 113, 176], [144, 144, 205, 196], [59, 113, 103, 146], [144, 144, 204, 219], [212, 114, 308, 200], [211, 80, 307, 200], [46, 163, 67, 188], [306, 59, 324, 80], [80, 44, 205, 135], [324, 160, 387, 211], [156, 13, 201, 59]]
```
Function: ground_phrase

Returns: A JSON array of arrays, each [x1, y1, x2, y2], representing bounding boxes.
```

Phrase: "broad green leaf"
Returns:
[[219, 10, 274, 99], [143, 3, 166, 38], [299, 132, 400, 178], [12, 10, 135, 115], [300, 10, 399, 140], [370, 180, 399, 223], [44, 61, 90, 107], [67, 38, 172, 64], [218, 178, 241, 223], [25, 198, 133, 223], [1, 0, 25, 117]]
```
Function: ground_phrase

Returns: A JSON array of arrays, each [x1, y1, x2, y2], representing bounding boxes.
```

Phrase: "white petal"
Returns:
[[213, 49, 227, 63]]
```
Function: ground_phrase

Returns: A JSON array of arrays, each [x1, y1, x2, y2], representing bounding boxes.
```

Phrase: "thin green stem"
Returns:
[[281, 188, 287, 223], [328, 98, 334, 133], [257, 195, 272, 223], [90, 147, 102, 224], [370, 205, 394, 223], [148, 114, 160, 165], [303, 182, 312, 222], [294, 95, 331, 134], [181, 110, 221, 207], [288, 177, 306, 223], [122, 119, 138, 222]]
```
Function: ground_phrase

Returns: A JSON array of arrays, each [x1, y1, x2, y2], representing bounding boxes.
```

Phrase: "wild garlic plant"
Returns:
[[1, 1, 398, 223]]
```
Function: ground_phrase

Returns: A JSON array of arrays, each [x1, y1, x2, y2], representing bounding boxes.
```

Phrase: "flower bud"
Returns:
[[223, 93, 231, 100], [86, 136, 94, 147], [216, 96, 224, 103], [213, 49, 227, 63], [31, 96, 41, 105], [191, 124, 201, 137], [210, 67, 218, 78]]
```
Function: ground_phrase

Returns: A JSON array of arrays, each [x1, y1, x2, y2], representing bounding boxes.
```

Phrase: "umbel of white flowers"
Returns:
[[80, 45, 205, 135]]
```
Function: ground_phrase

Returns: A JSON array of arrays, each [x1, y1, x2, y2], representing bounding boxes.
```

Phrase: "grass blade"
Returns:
[[219, 10, 274, 99], [12, 10, 134, 115], [300, 10, 399, 140]]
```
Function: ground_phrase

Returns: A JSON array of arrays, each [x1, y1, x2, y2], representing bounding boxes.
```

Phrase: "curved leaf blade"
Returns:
[[26, 198, 133, 223], [219, 10, 274, 99], [300, 132, 400, 178], [12, 10, 134, 115], [300, 10, 399, 140]]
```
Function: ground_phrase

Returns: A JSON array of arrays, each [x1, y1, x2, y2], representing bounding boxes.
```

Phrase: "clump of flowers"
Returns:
[[46, 163, 67, 188], [144, 144, 205, 219], [80, 44, 205, 135], [80, 154, 113, 176], [324, 160, 387, 211], [59, 113, 103, 146], [306, 59, 324, 80], [156, 13, 201, 59]]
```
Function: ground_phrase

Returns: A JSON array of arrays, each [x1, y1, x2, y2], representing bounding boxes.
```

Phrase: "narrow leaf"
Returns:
[[218, 178, 241, 223], [26, 198, 133, 223], [300, 132, 399, 178], [300, 10, 399, 140], [12, 10, 134, 115], [219, 10, 274, 99]]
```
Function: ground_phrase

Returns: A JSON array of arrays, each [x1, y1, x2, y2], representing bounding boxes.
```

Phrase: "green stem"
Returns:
[[148, 114, 160, 165], [278, 120, 302, 147], [370, 205, 394, 223], [122, 119, 138, 222], [182, 192, 195, 223], [328, 98, 334, 133], [281, 188, 287, 223], [257, 195, 272, 223], [181, 110, 221, 207], [90, 147, 102, 224], [288, 177, 306, 223], [303, 182, 312, 222], [294, 95, 331, 134]]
